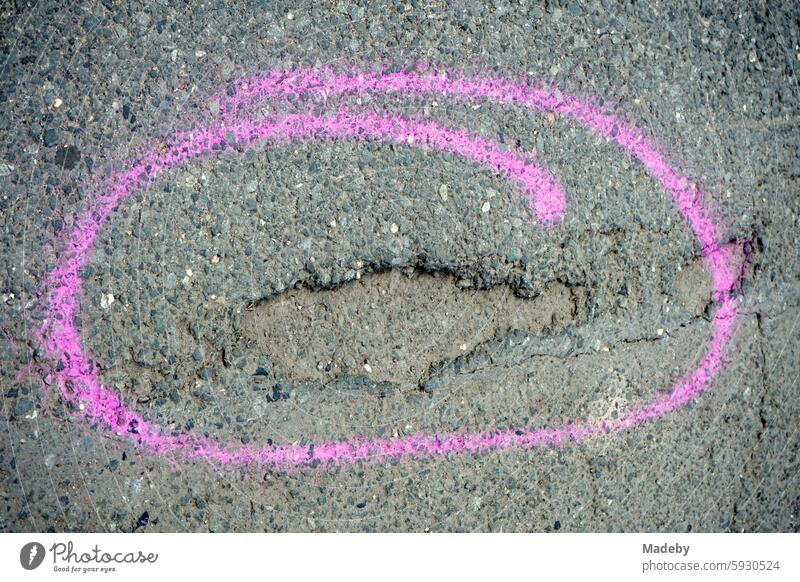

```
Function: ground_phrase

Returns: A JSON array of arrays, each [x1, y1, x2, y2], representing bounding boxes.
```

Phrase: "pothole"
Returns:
[[238, 269, 584, 387]]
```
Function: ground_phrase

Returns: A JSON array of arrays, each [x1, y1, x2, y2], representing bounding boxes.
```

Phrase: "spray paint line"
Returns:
[[35, 65, 742, 471]]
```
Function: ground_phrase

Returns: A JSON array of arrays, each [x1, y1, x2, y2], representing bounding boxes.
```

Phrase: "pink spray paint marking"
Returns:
[[35, 65, 742, 471]]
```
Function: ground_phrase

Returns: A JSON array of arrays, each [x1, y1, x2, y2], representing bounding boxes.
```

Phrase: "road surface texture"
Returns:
[[1, 0, 798, 532]]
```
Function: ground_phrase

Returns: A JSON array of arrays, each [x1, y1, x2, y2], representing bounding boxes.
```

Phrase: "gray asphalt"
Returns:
[[1, 0, 798, 532]]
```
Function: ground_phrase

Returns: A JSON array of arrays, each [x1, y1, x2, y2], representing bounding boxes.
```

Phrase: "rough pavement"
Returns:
[[1, 1, 798, 531]]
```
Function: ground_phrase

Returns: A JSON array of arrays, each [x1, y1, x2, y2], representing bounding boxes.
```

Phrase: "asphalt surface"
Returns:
[[1, 0, 798, 532]]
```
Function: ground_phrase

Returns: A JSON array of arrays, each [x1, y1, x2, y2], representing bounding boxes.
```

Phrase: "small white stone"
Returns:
[[390, 223, 399, 234], [657, 328, 664, 336], [460, 343, 468, 351], [53, 98, 63, 108], [481, 201, 491, 213], [100, 293, 115, 309], [363, 363, 372, 373]]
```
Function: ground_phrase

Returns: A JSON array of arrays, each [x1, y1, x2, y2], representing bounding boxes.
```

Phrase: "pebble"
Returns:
[[43, 128, 58, 147], [14, 398, 33, 417], [100, 293, 115, 309], [54, 144, 81, 170]]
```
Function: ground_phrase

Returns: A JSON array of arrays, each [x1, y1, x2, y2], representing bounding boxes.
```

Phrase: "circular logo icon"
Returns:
[[20, 542, 45, 570]]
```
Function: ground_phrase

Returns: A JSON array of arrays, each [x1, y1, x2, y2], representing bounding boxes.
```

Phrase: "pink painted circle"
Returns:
[[36, 65, 741, 471]]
